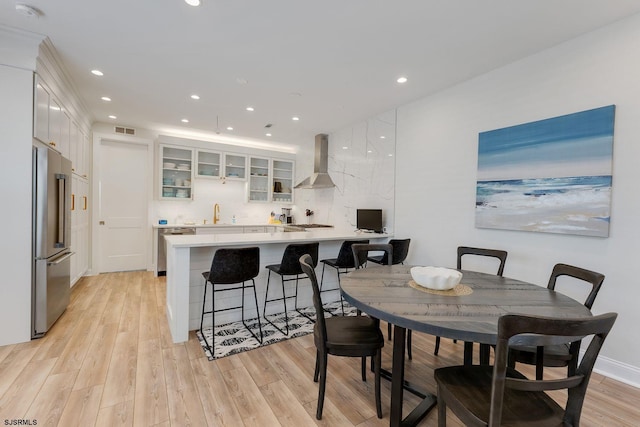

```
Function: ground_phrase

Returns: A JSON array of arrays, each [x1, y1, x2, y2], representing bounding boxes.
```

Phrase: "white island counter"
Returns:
[[164, 229, 391, 343]]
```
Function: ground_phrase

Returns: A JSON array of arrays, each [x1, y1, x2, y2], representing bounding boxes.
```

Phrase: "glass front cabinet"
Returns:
[[196, 149, 222, 178], [247, 157, 294, 203], [160, 144, 194, 200]]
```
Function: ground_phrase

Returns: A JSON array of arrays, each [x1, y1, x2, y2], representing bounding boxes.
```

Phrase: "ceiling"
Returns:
[[2, 1, 640, 150]]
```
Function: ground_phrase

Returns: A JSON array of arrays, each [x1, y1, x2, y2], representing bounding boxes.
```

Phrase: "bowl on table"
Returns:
[[410, 266, 463, 291]]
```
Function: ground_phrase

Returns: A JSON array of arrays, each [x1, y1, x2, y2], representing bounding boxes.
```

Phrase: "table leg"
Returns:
[[390, 325, 437, 427]]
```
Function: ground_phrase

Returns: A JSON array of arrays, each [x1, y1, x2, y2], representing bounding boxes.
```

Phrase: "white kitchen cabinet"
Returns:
[[33, 76, 70, 157], [248, 157, 270, 202], [247, 157, 294, 204], [160, 144, 194, 200], [223, 153, 247, 181], [196, 149, 222, 178], [196, 227, 244, 235], [271, 159, 294, 204], [70, 122, 90, 178], [71, 175, 89, 285]]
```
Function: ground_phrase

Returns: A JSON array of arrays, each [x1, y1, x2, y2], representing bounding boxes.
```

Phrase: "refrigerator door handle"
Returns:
[[47, 252, 74, 266], [55, 173, 67, 248]]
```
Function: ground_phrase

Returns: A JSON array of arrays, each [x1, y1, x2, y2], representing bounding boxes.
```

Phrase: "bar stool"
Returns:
[[199, 247, 263, 357], [319, 239, 369, 315], [263, 242, 319, 335]]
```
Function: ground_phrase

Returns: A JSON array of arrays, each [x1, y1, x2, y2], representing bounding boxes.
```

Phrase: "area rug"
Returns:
[[197, 301, 357, 360]]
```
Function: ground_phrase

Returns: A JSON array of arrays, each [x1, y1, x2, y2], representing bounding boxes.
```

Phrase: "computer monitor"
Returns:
[[356, 209, 383, 233]]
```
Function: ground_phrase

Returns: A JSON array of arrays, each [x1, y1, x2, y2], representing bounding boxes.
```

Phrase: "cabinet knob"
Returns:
[[49, 141, 56, 147]]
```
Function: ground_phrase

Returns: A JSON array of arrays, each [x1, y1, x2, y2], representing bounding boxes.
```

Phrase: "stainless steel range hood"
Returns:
[[295, 134, 336, 189]]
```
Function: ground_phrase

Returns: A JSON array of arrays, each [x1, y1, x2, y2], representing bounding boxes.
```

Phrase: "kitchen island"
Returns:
[[164, 229, 391, 343]]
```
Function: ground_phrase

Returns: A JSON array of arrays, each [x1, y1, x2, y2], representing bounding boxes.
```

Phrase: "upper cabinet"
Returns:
[[224, 153, 247, 180], [196, 149, 222, 178], [33, 77, 70, 158], [160, 144, 194, 200], [272, 159, 294, 203], [247, 157, 294, 203]]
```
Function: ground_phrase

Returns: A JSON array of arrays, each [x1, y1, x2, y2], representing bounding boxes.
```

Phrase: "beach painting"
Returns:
[[475, 105, 615, 237]]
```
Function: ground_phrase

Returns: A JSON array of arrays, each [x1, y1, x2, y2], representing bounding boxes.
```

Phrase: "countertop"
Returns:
[[164, 229, 391, 248], [153, 223, 282, 229]]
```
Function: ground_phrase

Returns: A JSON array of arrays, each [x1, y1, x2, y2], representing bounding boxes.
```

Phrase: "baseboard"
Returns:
[[591, 352, 640, 389]]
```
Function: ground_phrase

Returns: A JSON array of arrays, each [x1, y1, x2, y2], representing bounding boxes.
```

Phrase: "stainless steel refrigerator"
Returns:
[[32, 141, 72, 338]]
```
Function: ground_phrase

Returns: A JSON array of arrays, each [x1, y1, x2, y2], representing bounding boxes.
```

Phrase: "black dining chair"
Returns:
[[509, 263, 605, 379], [319, 239, 369, 315], [299, 253, 384, 420], [435, 312, 617, 427], [351, 243, 416, 361], [199, 247, 263, 357], [262, 242, 319, 335], [434, 246, 508, 359], [366, 239, 411, 343]]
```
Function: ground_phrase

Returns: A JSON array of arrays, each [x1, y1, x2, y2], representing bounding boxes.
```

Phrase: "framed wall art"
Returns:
[[475, 105, 615, 237]]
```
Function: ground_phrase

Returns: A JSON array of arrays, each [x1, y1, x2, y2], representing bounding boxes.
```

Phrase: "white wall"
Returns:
[[0, 65, 36, 345], [395, 13, 640, 385]]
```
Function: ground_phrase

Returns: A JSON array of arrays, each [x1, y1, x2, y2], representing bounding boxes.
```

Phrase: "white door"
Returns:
[[97, 139, 149, 272]]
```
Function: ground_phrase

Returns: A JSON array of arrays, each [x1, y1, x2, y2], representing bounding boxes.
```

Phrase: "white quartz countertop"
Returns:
[[164, 230, 391, 248], [153, 223, 279, 229]]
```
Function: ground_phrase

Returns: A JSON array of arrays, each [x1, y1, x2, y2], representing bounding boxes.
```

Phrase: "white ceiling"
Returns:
[[2, 0, 640, 149]]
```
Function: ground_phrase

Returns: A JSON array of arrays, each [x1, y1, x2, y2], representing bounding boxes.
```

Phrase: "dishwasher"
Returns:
[[157, 227, 196, 275]]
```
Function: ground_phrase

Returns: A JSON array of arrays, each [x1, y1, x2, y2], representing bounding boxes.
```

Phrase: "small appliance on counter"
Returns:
[[280, 207, 294, 224]]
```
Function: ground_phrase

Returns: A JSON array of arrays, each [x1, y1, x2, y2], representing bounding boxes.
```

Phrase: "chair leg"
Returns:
[[437, 385, 447, 427], [388, 322, 392, 341], [374, 348, 382, 419], [361, 356, 366, 381], [295, 274, 316, 323], [535, 346, 544, 380], [407, 330, 413, 360], [199, 280, 214, 357], [241, 279, 263, 344], [316, 352, 328, 420], [262, 271, 290, 336], [314, 350, 320, 382], [434, 336, 441, 355]]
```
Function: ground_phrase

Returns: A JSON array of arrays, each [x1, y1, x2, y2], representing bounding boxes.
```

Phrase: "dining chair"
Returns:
[[434, 312, 617, 427], [352, 243, 416, 360], [434, 246, 508, 358], [262, 242, 319, 335], [367, 239, 411, 342], [199, 247, 263, 357], [509, 263, 605, 379], [299, 254, 384, 420], [319, 239, 369, 315], [367, 238, 411, 266]]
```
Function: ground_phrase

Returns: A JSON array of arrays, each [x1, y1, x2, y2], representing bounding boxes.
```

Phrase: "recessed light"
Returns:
[[396, 76, 408, 84], [108, 115, 116, 119], [226, 126, 233, 131], [246, 106, 255, 112], [181, 119, 189, 123], [190, 94, 200, 100], [184, 0, 201, 6], [388, 153, 394, 157], [342, 146, 348, 150], [380, 135, 386, 139], [265, 133, 272, 137], [91, 69, 104, 76], [101, 96, 111, 102], [367, 150, 373, 153], [292, 116, 300, 121]]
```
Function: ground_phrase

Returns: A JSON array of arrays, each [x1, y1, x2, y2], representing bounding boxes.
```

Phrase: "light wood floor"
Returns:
[[0, 271, 637, 426]]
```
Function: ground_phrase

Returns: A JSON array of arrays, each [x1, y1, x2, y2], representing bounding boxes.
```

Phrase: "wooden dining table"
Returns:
[[340, 264, 592, 427]]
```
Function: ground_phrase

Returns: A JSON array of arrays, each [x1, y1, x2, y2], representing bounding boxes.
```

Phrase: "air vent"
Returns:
[[115, 126, 136, 135], [265, 123, 273, 128]]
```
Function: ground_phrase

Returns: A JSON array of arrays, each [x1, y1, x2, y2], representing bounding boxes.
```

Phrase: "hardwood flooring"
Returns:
[[0, 271, 637, 426]]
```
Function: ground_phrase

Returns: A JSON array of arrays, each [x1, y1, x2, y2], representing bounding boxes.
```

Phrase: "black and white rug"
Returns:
[[196, 301, 357, 360]]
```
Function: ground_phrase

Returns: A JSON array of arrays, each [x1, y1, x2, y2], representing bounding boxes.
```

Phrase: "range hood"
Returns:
[[294, 133, 336, 189]]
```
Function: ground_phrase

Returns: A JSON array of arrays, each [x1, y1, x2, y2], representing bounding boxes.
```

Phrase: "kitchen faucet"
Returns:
[[213, 204, 220, 224]]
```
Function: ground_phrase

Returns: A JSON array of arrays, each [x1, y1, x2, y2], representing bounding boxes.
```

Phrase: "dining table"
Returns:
[[340, 264, 592, 427]]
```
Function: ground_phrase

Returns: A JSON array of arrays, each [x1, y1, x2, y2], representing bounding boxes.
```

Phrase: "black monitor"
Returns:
[[356, 209, 383, 233]]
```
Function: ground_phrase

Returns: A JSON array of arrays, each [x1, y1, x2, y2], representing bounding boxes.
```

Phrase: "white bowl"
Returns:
[[410, 266, 463, 290], [163, 162, 176, 169]]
